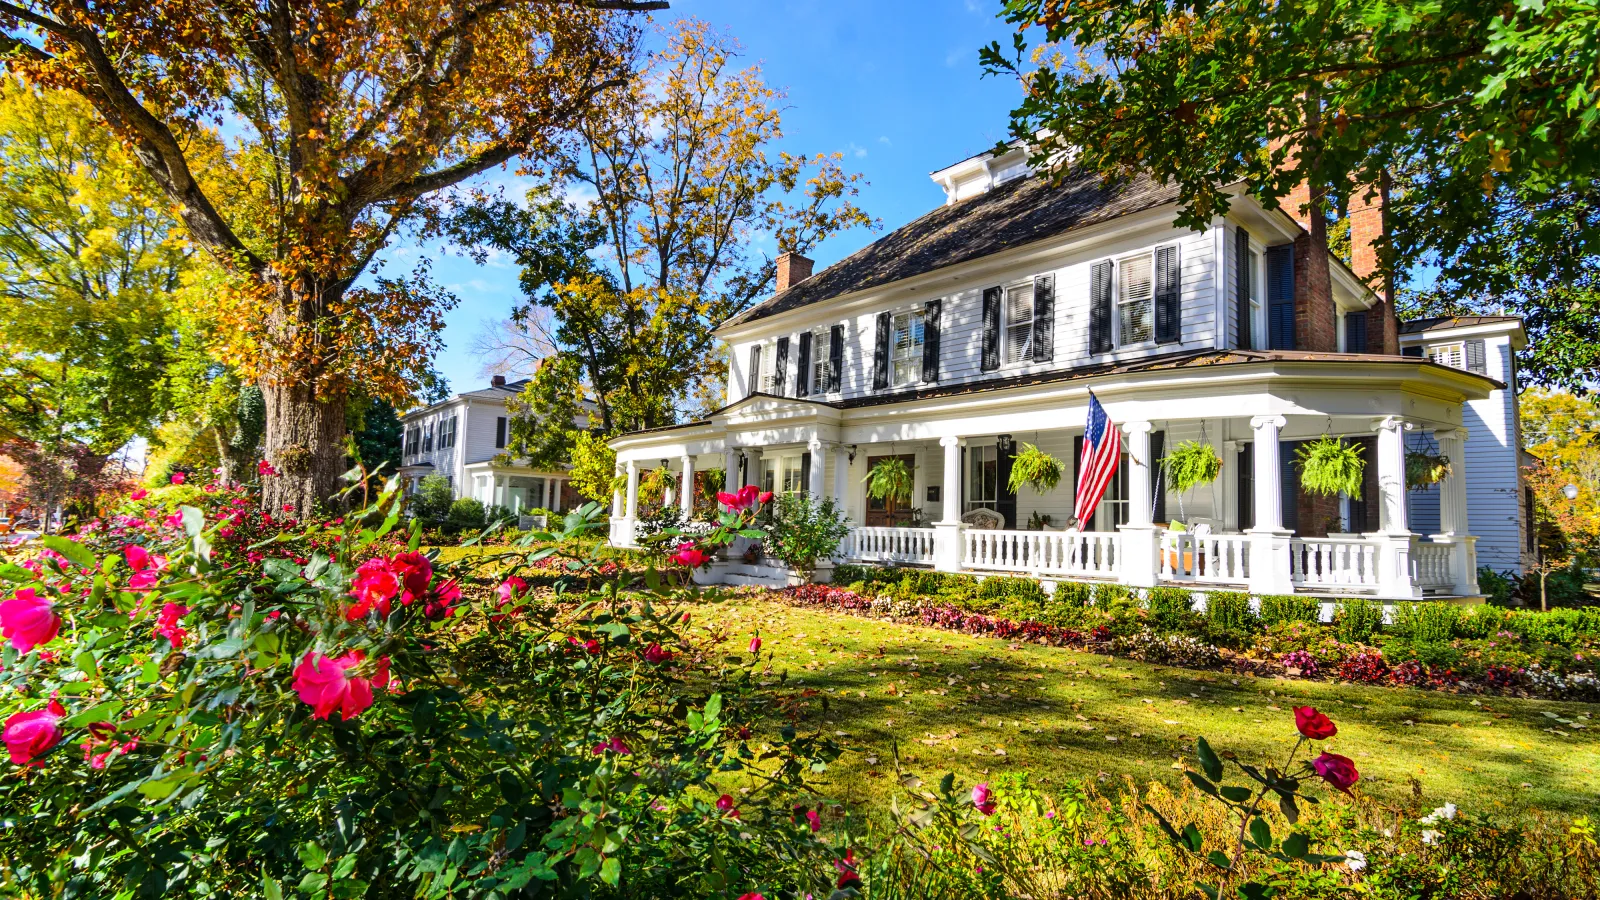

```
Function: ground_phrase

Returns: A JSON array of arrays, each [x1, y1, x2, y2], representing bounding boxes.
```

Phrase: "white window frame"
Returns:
[[810, 326, 834, 395], [1002, 279, 1035, 366], [889, 308, 925, 387], [761, 453, 805, 495], [759, 340, 781, 394], [1248, 246, 1264, 351], [1429, 342, 1466, 370], [1115, 250, 1157, 348], [965, 444, 998, 513]]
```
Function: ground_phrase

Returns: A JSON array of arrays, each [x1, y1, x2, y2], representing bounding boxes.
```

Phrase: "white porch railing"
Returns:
[[840, 527, 936, 566], [1159, 531, 1250, 584], [961, 529, 1120, 579], [1289, 538, 1379, 590], [1412, 540, 1454, 591]]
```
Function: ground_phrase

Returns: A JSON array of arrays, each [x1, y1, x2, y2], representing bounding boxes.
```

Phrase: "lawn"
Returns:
[[690, 592, 1600, 816]]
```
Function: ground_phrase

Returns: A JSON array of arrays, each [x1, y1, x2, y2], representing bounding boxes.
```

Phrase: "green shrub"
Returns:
[[1456, 604, 1513, 639], [768, 494, 851, 573], [1094, 583, 1133, 608], [1202, 591, 1259, 647], [1052, 581, 1094, 607], [446, 496, 487, 531], [410, 473, 455, 524], [1146, 586, 1198, 631], [935, 573, 980, 604], [1477, 566, 1520, 606], [978, 575, 1048, 606], [1258, 593, 1321, 627], [1334, 598, 1384, 645], [1391, 601, 1462, 643]]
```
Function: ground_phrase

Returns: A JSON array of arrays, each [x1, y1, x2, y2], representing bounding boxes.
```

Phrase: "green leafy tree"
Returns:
[[409, 473, 456, 526], [348, 395, 403, 479], [0, 81, 194, 455], [983, 0, 1600, 388], [448, 20, 875, 457], [568, 431, 620, 505]]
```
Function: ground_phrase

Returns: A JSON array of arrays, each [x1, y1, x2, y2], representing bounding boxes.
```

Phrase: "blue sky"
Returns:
[[410, 0, 1023, 396]]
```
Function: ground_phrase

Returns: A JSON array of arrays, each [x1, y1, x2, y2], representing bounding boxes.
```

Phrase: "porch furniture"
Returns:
[[960, 508, 1005, 530]]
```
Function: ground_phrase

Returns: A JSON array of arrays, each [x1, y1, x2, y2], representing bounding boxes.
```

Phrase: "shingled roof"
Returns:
[[1399, 315, 1521, 334], [721, 168, 1182, 329]]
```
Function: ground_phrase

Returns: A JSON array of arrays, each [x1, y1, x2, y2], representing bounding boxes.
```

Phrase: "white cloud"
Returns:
[[964, 0, 986, 13], [846, 142, 868, 159], [877, 135, 892, 146], [945, 46, 971, 68]]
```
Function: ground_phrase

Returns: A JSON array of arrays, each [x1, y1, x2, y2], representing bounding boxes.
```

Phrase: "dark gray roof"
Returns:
[[1399, 315, 1521, 335], [721, 168, 1181, 328]]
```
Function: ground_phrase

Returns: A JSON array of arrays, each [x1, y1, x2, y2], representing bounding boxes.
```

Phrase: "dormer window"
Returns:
[[1429, 342, 1465, 370]]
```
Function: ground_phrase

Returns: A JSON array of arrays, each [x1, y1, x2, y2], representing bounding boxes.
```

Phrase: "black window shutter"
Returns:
[[980, 286, 1002, 372], [1345, 312, 1368, 354], [1235, 227, 1252, 349], [1280, 439, 1300, 534], [1154, 245, 1181, 343], [828, 325, 844, 392], [1237, 442, 1254, 531], [922, 298, 942, 383], [1089, 261, 1113, 353], [495, 417, 506, 449], [1402, 345, 1424, 358], [872, 311, 891, 390], [1465, 339, 1487, 374], [1032, 274, 1055, 361], [795, 332, 812, 397], [774, 337, 790, 396], [1266, 245, 1295, 350], [747, 345, 762, 396], [1072, 435, 1085, 517], [799, 452, 811, 495], [996, 441, 1018, 528], [1151, 429, 1167, 524]]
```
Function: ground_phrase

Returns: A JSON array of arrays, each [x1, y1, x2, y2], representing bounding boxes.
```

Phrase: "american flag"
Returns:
[[1074, 391, 1121, 526]]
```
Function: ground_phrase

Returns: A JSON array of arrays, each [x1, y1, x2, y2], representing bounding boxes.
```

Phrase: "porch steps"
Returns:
[[692, 561, 791, 589]]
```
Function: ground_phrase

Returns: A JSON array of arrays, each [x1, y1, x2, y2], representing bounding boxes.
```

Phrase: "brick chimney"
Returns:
[[1271, 127, 1338, 353], [1348, 174, 1400, 354], [775, 251, 814, 293], [491, 374, 506, 388]]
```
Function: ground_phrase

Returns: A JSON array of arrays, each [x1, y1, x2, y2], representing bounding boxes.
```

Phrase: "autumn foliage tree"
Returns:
[[449, 20, 875, 464], [0, 0, 666, 516]]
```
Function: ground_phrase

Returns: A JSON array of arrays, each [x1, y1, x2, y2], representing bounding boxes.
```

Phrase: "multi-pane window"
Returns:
[[890, 310, 925, 386], [1118, 252, 1155, 345], [1004, 281, 1034, 364], [966, 444, 998, 512], [1429, 342, 1465, 370], [811, 327, 832, 393], [1094, 453, 1131, 529], [760, 342, 781, 394], [761, 455, 805, 494], [440, 416, 458, 449], [422, 423, 434, 453], [1247, 249, 1262, 349]]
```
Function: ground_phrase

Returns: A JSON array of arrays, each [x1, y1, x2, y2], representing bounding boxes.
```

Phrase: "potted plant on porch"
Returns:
[[863, 456, 915, 505], [767, 493, 851, 585], [1406, 449, 1452, 489], [1007, 442, 1065, 495], [1296, 435, 1366, 497]]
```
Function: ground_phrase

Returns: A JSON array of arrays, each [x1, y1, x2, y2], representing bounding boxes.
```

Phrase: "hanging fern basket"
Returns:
[[862, 457, 914, 503], [1007, 443, 1065, 494], [1162, 440, 1222, 494], [1295, 435, 1366, 498], [1406, 450, 1452, 489]]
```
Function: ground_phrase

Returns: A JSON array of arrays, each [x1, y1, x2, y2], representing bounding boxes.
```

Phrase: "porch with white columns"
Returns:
[[1369, 416, 1424, 600], [1247, 415, 1294, 594], [679, 455, 695, 517], [1118, 422, 1159, 588], [1430, 428, 1479, 595]]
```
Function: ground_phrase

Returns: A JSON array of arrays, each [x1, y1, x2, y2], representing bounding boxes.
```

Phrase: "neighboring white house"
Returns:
[[606, 144, 1530, 600], [398, 376, 574, 516]]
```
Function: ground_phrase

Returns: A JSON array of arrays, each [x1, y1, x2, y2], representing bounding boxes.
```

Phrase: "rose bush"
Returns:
[[0, 474, 854, 899]]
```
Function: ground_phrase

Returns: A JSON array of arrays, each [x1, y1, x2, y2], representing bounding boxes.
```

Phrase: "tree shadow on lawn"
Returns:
[[701, 597, 1600, 817]]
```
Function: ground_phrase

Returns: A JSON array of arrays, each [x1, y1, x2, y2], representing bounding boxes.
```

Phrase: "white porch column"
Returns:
[[1247, 415, 1295, 594], [807, 437, 827, 499], [1369, 415, 1422, 599], [679, 455, 695, 517], [743, 449, 763, 493], [1433, 428, 1479, 595], [1222, 439, 1241, 533], [609, 464, 625, 544], [723, 446, 741, 492], [833, 445, 852, 522], [1118, 422, 1159, 587], [933, 435, 965, 572], [623, 459, 640, 535]]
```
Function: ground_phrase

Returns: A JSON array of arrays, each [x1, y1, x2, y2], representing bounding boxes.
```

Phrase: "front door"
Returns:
[[864, 453, 918, 527]]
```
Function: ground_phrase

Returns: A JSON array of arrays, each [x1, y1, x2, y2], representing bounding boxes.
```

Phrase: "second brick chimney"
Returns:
[[491, 375, 506, 388], [775, 251, 814, 293], [1348, 175, 1399, 354]]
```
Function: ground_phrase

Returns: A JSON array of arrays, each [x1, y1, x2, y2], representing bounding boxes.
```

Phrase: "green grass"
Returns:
[[693, 593, 1600, 816]]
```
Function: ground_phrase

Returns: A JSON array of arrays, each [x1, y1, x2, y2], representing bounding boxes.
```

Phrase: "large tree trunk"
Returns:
[[261, 381, 347, 519]]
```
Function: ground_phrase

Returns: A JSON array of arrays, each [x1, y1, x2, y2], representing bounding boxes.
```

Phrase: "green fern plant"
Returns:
[[1007, 442, 1065, 494], [862, 457, 915, 503], [1406, 450, 1451, 489], [1295, 436, 1365, 497], [1162, 440, 1222, 494]]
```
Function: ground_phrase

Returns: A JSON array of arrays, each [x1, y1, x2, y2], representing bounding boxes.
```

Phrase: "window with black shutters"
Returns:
[[1266, 245, 1295, 350], [1345, 312, 1368, 354], [1237, 443, 1254, 530], [809, 327, 831, 394], [828, 324, 845, 393], [1003, 279, 1035, 364], [1117, 251, 1155, 345], [795, 332, 812, 397], [495, 416, 507, 449]]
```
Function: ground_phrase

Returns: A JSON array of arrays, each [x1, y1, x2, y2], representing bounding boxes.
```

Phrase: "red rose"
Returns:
[[1311, 751, 1360, 794], [1294, 706, 1338, 740]]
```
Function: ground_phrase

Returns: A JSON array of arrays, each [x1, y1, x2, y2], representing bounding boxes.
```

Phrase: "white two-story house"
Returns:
[[399, 376, 576, 517], [607, 145, 1530, 600]]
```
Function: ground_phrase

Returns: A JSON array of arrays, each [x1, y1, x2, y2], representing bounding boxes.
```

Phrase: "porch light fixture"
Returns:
[[1564, 483, 1580, 500], [997, 434, 1015, 452], [847, 444, 858, 464], [660, 458, 669, 469]]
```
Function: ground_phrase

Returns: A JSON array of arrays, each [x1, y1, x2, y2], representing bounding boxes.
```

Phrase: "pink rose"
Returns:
[[130, 488, 148, 501], [1311, 752, 1361, 794], [1294, 706, 1337, 740], [170, 472, 185, 485], [972, 782, 996, 815], [642, 643, 674, 664], [757, 490, 774, 504], [0, 588, 60, 653], [292, 651, 384, 721], [124, 544, 153, 572], [154, 603, 190, 650], [257, 459, 279, 477], [4, 699, 65, 766], [715, 794, 739, 818], [348, 557, 402, 620], [738, 894, 766, 900], [717, 484, 762, 512], [748, 635, 762, 654], [496, 577, 528, 607], [670, 542, 710, 569], [592, 736, 631, 755], [390, 552, 433, 603]]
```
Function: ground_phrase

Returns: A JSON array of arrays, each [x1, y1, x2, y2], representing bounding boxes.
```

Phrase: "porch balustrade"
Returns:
[[1289, 538, 1379, 590], [1159, 532, 1250, 584], [840, 526, 937, 566], [960, 529, 1120, 579], [1411, 540, 1455, 591]]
